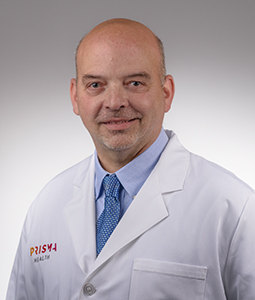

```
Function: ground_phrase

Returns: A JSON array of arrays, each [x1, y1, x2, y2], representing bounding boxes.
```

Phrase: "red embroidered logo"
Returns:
[[30, 243, 57, 263]]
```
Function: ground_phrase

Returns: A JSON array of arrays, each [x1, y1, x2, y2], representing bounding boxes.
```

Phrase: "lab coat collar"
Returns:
[[158, 130, 190, 193]]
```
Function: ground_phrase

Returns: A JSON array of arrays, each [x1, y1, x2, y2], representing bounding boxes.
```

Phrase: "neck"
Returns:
[[96, 146, 147, 173]]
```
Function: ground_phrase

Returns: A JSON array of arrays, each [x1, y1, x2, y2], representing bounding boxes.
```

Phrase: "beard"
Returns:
[[93, 107, 144, 151], [96, 125, 144, 152]]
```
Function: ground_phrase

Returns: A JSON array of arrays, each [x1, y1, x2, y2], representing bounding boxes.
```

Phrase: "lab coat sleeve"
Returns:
[[6, 224, 28, 300], [223, 192, 255, 299]]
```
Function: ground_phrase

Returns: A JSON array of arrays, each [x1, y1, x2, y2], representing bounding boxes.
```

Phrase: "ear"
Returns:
[[70, 78, 80, 115], [162, 75, 175, 112]]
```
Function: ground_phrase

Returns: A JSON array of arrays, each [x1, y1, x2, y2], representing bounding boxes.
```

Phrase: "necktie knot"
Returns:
[[103, 174, 121, 198]]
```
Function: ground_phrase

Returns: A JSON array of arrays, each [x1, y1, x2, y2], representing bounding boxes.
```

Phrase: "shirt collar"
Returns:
[[94, 128, 169, 199]]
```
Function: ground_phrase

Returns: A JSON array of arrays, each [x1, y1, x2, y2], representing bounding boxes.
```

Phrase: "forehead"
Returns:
[[77, 24, 161, 76]]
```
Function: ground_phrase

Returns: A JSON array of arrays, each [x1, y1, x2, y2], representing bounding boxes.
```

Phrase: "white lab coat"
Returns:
[[6, 131, 255, 299]]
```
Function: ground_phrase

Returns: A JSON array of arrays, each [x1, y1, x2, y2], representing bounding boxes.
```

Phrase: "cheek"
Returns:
[[131, 94, 165, 117], [129, 94, 153, 113], [77, 97, 101, 120]]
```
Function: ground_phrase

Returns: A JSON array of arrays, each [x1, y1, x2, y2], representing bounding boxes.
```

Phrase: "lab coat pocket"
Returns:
[[129, 259, 207, 300]]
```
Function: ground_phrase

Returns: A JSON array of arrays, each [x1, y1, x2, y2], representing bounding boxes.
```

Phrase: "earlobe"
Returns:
[[163, 75, 175, 112], [70, 78, 80, 115]]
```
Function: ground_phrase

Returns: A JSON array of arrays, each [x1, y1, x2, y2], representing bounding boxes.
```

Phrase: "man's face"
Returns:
[[71, 23, 174, 165]]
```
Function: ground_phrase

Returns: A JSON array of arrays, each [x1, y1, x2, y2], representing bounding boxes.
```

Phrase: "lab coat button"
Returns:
[[83, 283, 96, 296]]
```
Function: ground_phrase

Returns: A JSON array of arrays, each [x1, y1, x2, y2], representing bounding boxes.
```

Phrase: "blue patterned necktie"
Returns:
[[96, 174, 121, 255]]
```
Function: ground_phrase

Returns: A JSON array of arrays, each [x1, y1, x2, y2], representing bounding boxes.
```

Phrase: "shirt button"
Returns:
[[83, 283, 96, 296]]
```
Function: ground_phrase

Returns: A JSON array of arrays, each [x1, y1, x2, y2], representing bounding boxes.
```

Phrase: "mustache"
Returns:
[[95, 108, 143, 123]]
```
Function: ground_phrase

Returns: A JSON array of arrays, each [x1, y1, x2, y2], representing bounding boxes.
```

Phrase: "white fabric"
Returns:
[[6, 130, 255, 300]]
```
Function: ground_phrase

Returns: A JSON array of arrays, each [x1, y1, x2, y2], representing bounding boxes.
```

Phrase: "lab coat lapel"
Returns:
[[94, 169, 168, 269], [93, 131, 190, 270], [64, 156, 97, 274]]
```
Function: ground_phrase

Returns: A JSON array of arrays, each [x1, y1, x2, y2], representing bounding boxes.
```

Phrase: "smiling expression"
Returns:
[[70, 20, 174, 169]]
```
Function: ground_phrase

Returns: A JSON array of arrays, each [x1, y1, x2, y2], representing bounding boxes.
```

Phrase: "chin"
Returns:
[[103, 141, 135, 152], [101, 136, 140, 152]]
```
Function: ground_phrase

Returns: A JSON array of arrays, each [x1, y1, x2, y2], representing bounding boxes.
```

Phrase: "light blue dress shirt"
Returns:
[[94, 129, 169, 220]]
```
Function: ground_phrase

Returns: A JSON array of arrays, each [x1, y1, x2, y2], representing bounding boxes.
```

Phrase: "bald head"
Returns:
[[75, 18, 166, 81]]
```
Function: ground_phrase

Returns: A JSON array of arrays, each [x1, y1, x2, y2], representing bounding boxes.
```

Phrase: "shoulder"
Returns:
[[188, 152, 253, 196], [28, 155, 94, 213], [44, 155, 93, 189], [183, 152, 255, 223], [164, 130, 253, 196], [162, 130, 254, 210]]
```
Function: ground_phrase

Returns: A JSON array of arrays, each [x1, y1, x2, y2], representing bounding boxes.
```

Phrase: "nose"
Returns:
[[104, 85, 128, 110]]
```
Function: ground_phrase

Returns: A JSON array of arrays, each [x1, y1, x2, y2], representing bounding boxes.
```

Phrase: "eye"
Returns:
[[125, 79, 148, 93], [130, 81, 142, 87], [86, 81, 105, 95], [89, 82, 101, 89]]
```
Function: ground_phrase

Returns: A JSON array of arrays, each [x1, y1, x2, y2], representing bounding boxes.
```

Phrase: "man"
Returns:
[[7, 18, 255, 299]]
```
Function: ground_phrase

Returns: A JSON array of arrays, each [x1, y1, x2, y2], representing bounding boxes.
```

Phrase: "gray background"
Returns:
[[1, 0, 254, 297]]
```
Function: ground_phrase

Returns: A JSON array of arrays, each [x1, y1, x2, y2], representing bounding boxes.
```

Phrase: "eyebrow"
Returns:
[[82, 74, 104, 84], [81, 72, 151, 84], [125, 72, 151, 80]]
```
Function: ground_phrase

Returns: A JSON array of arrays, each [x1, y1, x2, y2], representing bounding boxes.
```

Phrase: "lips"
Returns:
[[102, 118, 139, 130], [103, 118, 137, 124]]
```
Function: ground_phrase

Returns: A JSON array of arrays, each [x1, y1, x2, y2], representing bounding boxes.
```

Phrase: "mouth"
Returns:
[[102, 118, 139, 130]]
